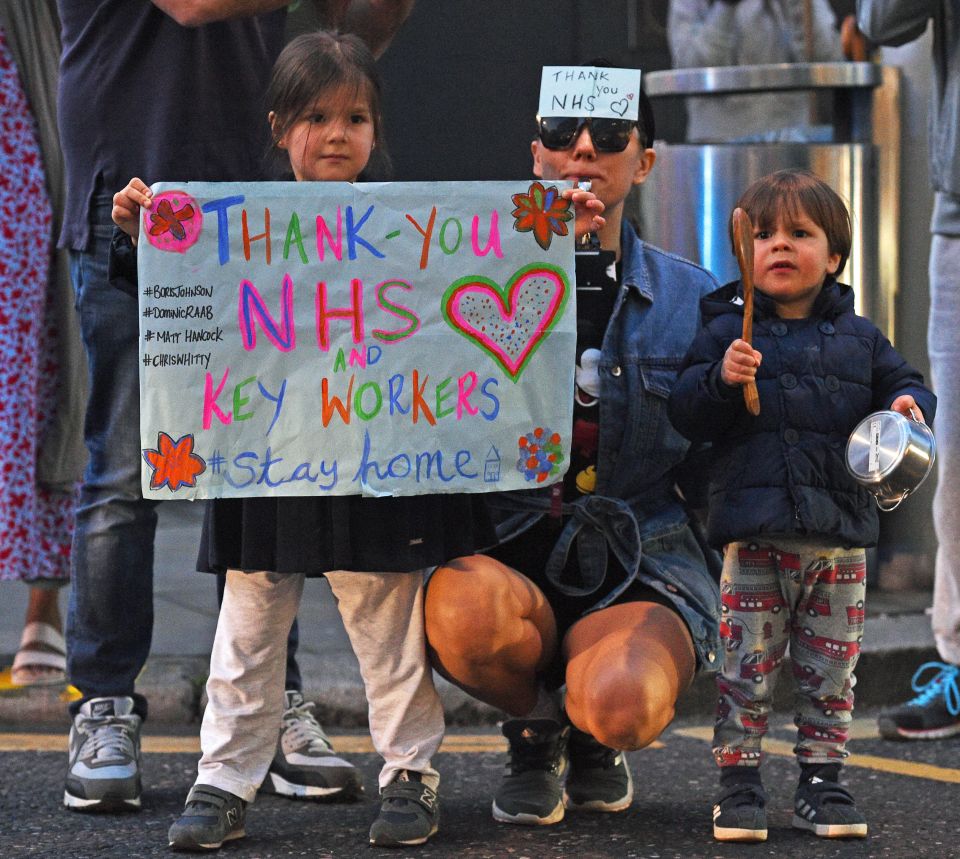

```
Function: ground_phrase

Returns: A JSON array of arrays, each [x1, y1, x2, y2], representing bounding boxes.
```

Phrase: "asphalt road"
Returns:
[[2, 710, 958, 859]]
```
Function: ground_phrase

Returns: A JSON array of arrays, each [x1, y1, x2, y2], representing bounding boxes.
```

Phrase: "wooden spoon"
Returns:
[[732, 207, 761, 416]]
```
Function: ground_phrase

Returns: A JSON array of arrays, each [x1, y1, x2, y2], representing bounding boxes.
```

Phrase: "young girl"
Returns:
[[112, 32, 494, 850], [668, 169, 937, 842]]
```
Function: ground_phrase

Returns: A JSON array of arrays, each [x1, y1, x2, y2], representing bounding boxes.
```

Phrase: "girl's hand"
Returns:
[[721, 338, 762, 387], [112, 177, 153, 245], [890, 394, 925, 424], [561, 186, 605, 241]]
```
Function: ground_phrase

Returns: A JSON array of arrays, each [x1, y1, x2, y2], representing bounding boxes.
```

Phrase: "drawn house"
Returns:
[[484, 446, 501, 483]]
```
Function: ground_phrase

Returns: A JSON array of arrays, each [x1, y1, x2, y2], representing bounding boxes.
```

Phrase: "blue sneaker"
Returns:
[[260, 691, 363, 800], [64, 697, 142, 812], [877, 661, 960, 740]]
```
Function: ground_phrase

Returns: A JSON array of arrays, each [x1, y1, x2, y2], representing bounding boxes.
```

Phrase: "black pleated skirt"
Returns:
[[197, 493, 497, 576]]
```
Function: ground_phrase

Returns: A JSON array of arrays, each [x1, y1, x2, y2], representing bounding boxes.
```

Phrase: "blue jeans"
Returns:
[[65, 197, 301, 717], [65, 197, 158, 717]]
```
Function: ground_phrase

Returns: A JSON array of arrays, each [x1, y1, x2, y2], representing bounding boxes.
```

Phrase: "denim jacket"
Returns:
[[490, 223, 723, 669]]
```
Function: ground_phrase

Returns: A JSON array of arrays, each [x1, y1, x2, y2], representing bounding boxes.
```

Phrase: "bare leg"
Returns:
[[563, 602, 695, 750], [26, 585, 62, 627], [425, 555, 558, 716], [14, 586, 65, 682]]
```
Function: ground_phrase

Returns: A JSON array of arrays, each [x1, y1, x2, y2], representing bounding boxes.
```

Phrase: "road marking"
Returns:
[[673, 726, 960, 784], [0, 733, 664, 754]]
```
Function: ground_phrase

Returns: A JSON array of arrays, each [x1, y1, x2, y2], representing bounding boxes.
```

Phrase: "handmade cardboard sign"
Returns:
[[538, 67, 641, 120], [137, 181, 576, 499]]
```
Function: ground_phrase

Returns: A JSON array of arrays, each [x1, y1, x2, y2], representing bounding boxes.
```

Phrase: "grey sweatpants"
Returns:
[[195, 569, 444, 802], [930, 235, 960, 664]]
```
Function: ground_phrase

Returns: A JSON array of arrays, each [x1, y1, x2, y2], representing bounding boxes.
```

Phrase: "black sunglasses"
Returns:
[[537, 116, 638, 153]]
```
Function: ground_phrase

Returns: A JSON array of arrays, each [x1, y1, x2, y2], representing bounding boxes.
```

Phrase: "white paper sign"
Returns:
[[538, 66, 641, 120], [137, 181, 576, 500]]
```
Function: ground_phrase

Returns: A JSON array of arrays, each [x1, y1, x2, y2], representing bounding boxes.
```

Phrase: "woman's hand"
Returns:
[[721, 338, 762, 387], [890, 394, 925, 424], [112, 177, 153, 245], [561, 185, 605, 241]]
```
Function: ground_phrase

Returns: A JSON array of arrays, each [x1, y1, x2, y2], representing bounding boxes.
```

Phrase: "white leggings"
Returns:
[[196, 569, 443, 802]]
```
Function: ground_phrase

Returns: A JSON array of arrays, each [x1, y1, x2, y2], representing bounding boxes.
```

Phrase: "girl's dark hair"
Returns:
[[265, 30, 391, 179], [732, 169, 852, 274]]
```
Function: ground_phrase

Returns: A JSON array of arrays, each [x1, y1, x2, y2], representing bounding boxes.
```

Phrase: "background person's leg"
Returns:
[[66, 200, 158, 712], [63, 199, 156, 813], [880, 234, 960, 739]]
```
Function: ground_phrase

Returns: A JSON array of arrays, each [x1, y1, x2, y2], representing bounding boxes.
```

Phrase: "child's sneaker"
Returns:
[[368, 770, 439, 847], [168, 784, 246, 850], [563, 728, 633, 812], [792, 777, 867, 838], [712, 782, 768, 842]]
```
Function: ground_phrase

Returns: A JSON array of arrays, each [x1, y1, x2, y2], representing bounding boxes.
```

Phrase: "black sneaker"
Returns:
[[168, 784, 246, 851], [492, 718, 569, 825], [368, 770, 439, 847], [64, 696, 142, 812], [877, 661, 960, 740], [712, 782, 768, 842], [792, 777, 867, 838], [563, 729, 633, 812], [260, 690, 363, 800]]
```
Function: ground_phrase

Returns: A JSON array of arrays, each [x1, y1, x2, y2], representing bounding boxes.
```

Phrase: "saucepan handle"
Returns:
[[877, 491, 908, 512]]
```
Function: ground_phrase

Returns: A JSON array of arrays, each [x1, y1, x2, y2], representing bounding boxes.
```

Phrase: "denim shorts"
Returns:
[[486, 514, 721, 685]]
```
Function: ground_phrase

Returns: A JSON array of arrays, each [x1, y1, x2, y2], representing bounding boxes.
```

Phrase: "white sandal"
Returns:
[[10, 621, 67, 687]]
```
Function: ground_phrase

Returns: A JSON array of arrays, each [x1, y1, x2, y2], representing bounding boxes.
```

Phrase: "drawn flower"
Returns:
[[148, 198, 196, 241], [511, 182, 573, 250], [517, 426, 565, 483], [142, 432, 206, 491]]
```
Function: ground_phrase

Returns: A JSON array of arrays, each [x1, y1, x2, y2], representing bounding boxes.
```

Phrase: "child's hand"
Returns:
[[112, 177, 153, 245], [561, 186, 605, 241], [890, 394, 925, 424], [721, 339, 762, 387]]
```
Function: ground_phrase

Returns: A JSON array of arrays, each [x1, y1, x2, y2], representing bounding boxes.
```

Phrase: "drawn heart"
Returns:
[[442, 264, 570, 381], [610, 98, 630, 117], [627, 93, 635, 100]]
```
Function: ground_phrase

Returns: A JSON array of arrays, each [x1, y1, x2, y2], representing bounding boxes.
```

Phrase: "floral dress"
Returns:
[[0, 26, 74, 583]]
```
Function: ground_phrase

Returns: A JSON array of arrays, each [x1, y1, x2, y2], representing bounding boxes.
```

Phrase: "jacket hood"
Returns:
[[699, 276, 854, 324]]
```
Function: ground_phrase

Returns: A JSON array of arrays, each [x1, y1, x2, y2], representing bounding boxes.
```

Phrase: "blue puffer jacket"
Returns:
[[667, 277, 937, 548]]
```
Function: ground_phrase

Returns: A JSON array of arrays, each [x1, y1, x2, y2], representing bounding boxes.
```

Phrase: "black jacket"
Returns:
[[667, 278, 936, 548]]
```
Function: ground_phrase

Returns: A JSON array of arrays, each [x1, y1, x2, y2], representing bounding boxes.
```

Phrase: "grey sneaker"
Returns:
[[260, 690, 363, 800], [168, 784, 246, 851], [563, 729, 633, 812], [492, 718, 569, 825], [64, 696, 142, 812], [368, 770, 439, 847]]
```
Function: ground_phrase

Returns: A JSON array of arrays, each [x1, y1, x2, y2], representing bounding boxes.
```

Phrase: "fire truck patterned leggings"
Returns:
[[712, 539, 867, 768]]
